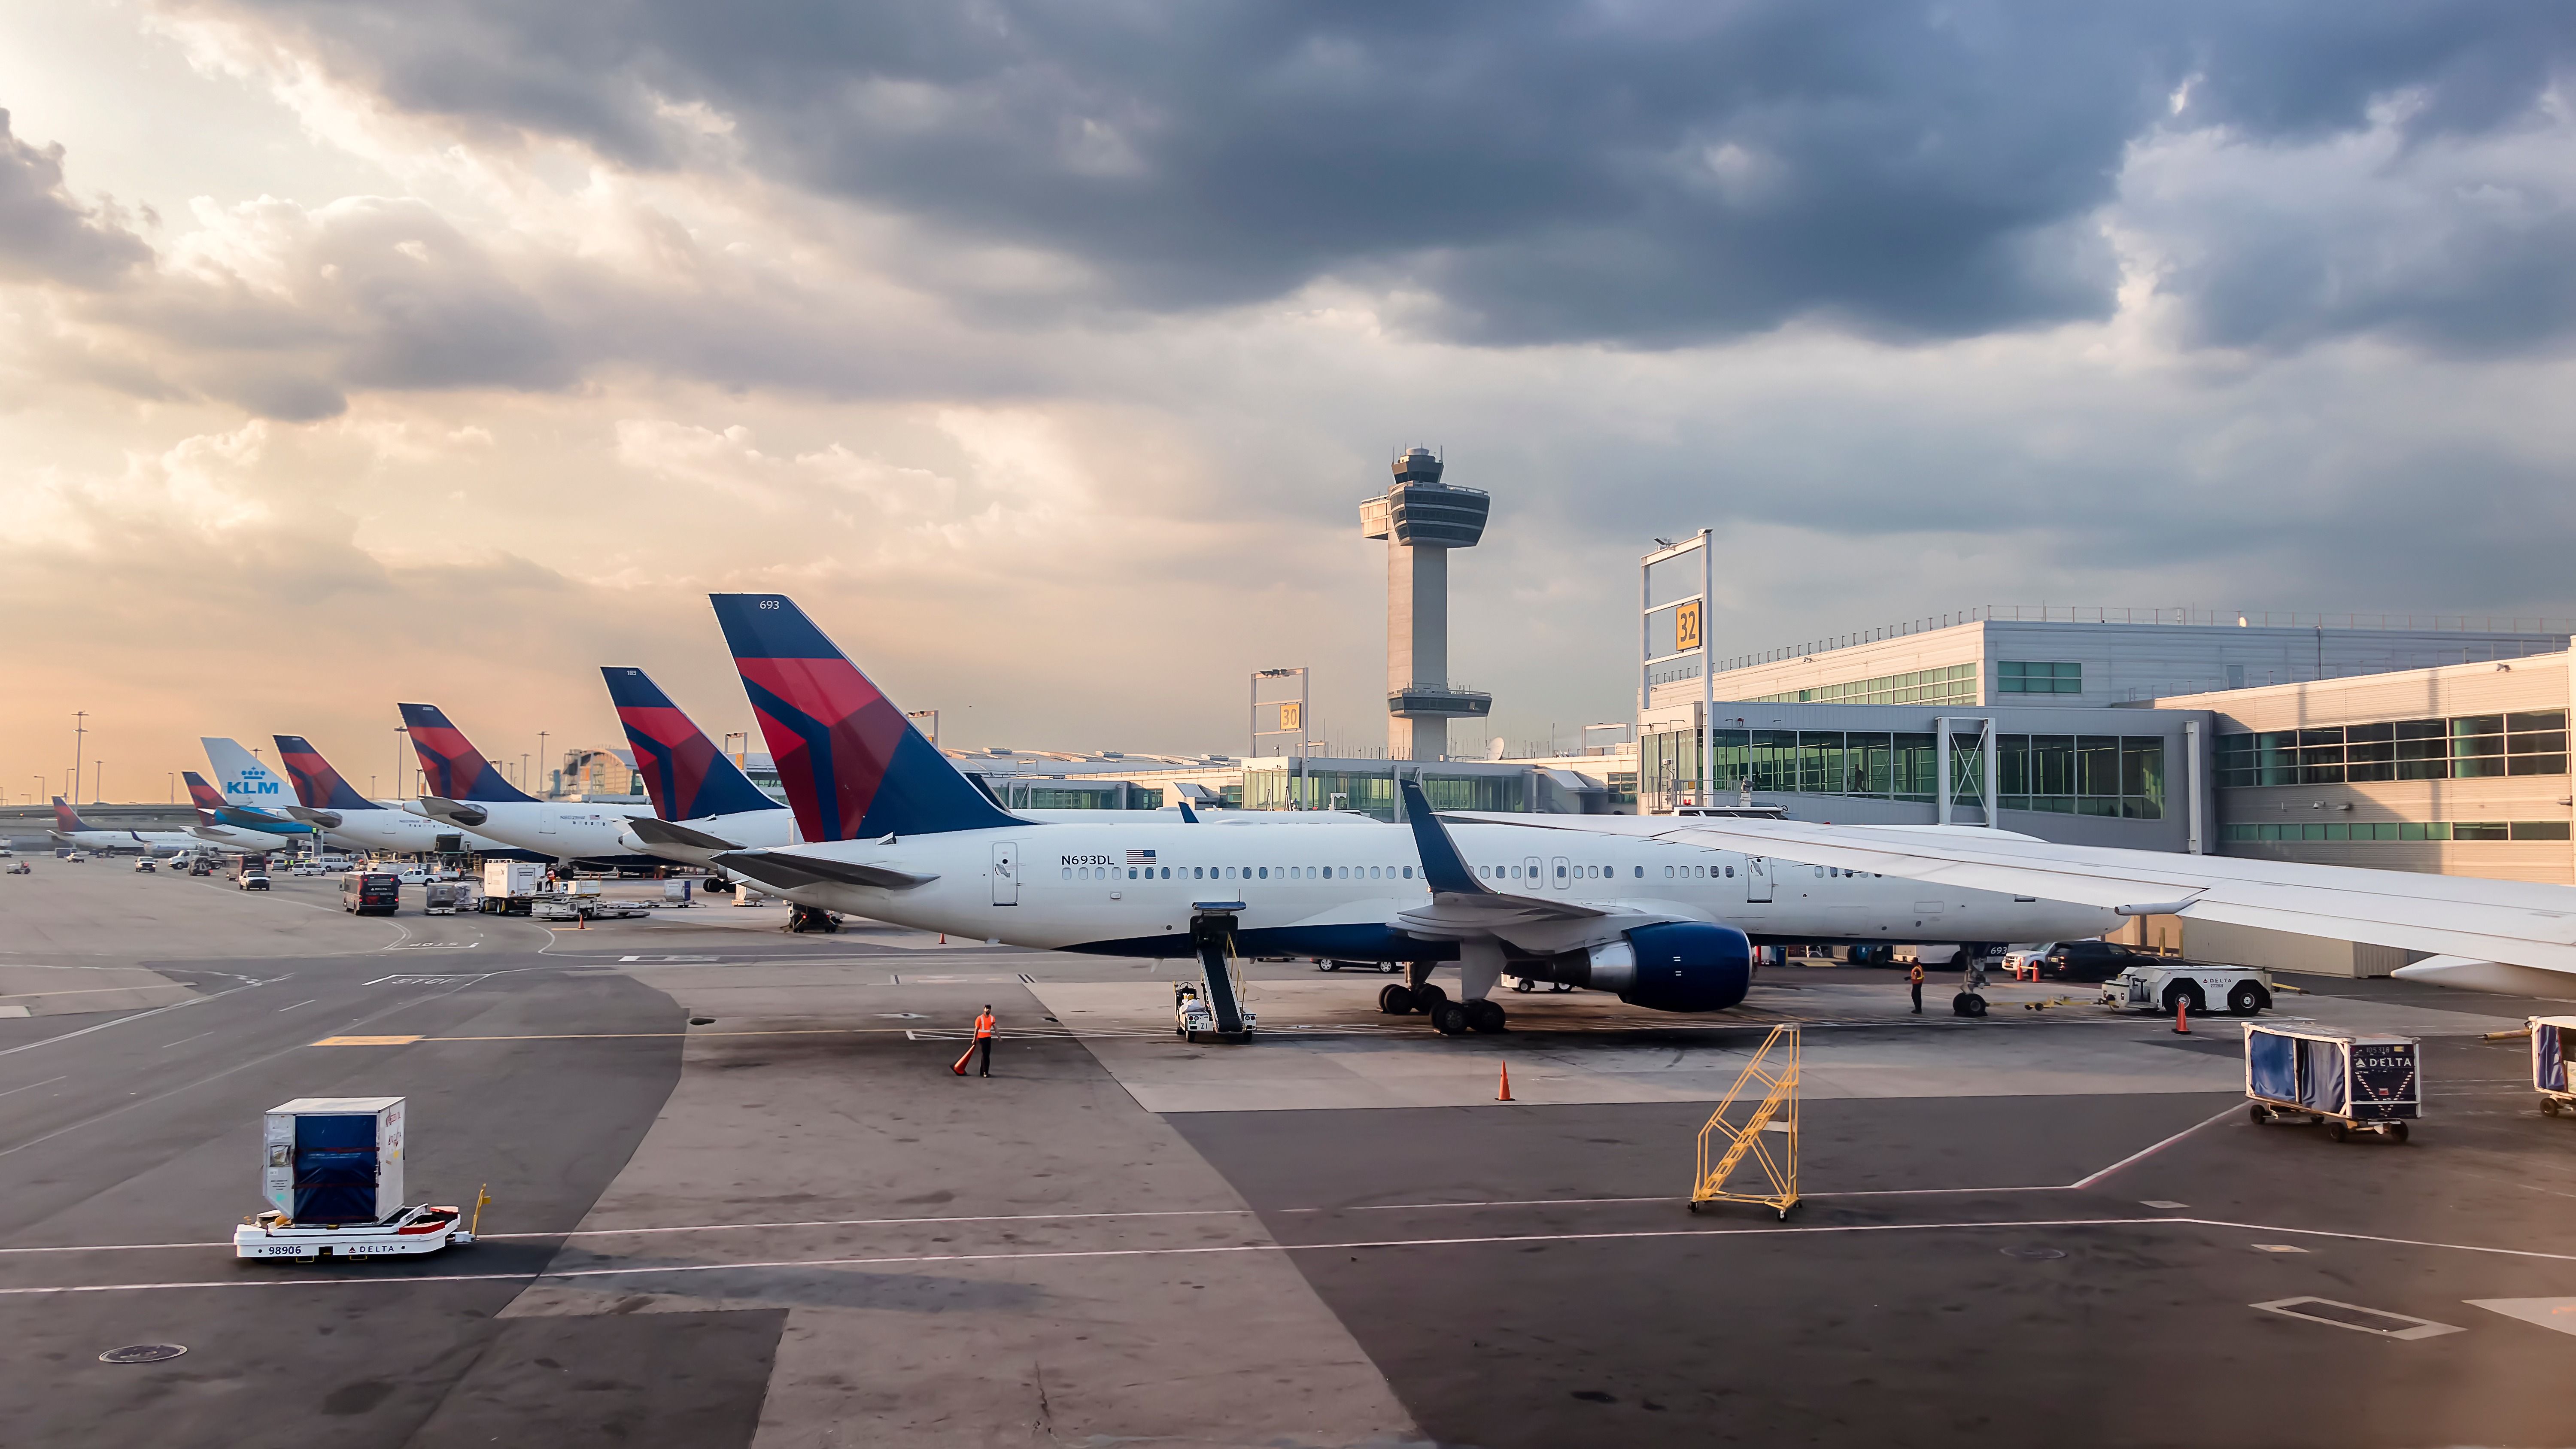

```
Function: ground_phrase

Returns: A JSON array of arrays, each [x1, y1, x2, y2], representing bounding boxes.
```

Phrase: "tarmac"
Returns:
[[4, 860, 2575, 1447]]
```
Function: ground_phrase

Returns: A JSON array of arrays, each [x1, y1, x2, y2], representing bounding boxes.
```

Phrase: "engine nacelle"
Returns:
[[1543, 922, 1753, 1013]]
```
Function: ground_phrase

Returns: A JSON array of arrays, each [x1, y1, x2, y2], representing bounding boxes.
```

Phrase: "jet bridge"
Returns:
[[1185, 902, 1257, 1039]]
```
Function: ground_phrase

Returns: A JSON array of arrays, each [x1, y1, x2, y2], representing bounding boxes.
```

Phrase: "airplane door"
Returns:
[[1521, 856, 1541, 892], [538, 812, 556, 835], [1550, 856, 1571, 890], [990, 842, 1018, 906], [1745, 857, 1774, 903]]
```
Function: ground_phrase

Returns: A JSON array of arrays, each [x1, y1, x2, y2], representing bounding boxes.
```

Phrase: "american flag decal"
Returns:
[[1126, 848, 1155, 864]]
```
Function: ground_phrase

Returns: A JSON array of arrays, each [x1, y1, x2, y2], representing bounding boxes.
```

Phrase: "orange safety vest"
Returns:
[[1908, 964, 1924, 984], [973, 1013, 996, 1039]]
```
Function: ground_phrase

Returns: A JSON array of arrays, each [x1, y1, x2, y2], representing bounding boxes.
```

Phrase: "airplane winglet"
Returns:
[[1397, 776, 1489, 897], [1177, 799, 1200, 824]]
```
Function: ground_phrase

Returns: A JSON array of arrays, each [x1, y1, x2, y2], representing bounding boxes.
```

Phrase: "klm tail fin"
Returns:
[[272, 736, 380, 811], [600, 667, 784, 822], [708, 593, 1016, 840], [51, 796, 96, 833], [396, 704, 536, 803], [202, 738, 298, 815]]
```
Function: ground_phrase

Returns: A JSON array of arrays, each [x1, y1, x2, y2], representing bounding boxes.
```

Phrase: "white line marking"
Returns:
[[276, 999, 317, 1012], [0, 1075, 67, 1100], [2252, 1296, 2462, 1340], [0, 980, 269, 1060], [2069, 1100, 2245, 1188]]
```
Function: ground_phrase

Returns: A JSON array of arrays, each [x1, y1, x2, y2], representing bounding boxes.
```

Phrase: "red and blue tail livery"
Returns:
[[709, 594, 1012, 841], [397, 703, 535, 803], [273, 735, 380, 811], [181, 771, 226, 820], [52, 797, 97, 833], [601, 667, 784, 822]]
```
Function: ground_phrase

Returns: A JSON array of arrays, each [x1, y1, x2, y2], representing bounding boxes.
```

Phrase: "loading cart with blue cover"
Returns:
[[2244, 1022, 2420, 1143], [234, 1096, 478, 1259], [2533, 1015, 2576, 1118]]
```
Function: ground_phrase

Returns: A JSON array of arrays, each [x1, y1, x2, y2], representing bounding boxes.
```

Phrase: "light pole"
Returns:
[[393, 726, 408, 803], [537, 732, 549, 798], [71, 710, 88, 807], [167, 772, 175, 804], [94, 763, 104, 805]]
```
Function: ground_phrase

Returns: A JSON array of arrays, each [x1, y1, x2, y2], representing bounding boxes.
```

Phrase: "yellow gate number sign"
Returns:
[[1674, 600, 1702, 653], [1278, 702, 1300, 730]]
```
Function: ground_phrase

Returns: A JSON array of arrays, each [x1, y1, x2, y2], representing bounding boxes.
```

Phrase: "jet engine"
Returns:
[[1528, 922, 1753, 1012]]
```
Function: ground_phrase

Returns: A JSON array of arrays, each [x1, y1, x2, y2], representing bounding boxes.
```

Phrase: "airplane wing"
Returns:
[[713, 849, 937, 893], [1460, 811, 2576, 983]]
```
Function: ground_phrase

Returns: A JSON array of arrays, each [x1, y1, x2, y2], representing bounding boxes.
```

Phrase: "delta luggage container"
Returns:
[[2533, 1015, 2576, 1118], [2244, 1022, 2420, 1143], [237, 1096, 477, 1259]]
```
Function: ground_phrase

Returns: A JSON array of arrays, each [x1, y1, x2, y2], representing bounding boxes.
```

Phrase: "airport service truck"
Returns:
[[2099, 960, 2274, 1018], [480, 861, 546, 915]]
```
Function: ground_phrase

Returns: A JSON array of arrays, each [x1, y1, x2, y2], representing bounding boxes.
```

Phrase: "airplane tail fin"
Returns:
[[51, 796, 96, 833], [600, 667, 784, 822], [708, 593, 1016, 841], [396, 704, 536, 803], [200, 737, 299, 816], [181, 772, 226, 821], [272, 736, 379, 811]]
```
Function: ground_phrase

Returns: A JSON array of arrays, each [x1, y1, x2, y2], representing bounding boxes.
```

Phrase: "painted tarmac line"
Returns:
[[0, 979, 268, 1060], [15, 1214, 2576, 1295], [2068, 1099, 2247, 1188]]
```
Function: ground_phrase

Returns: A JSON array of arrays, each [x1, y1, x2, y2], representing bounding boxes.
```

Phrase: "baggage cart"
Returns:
[[2532, 1015, 2576, 1118], [2244, 1022, 2419, 1143], [234, 1097, 478, 1259]]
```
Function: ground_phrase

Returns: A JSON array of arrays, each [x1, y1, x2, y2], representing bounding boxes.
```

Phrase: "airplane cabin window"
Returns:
[[1403, 866, 1413, 878], [1726, 866, 1735, 878], [1061, 867, 1072, 880], [1634, 866, 1644, 878]]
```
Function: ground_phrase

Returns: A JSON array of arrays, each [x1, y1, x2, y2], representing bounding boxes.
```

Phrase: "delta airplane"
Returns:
[[684, 593, 2120, 1033], [47, 799, 197, 856], [598, 666, 799, 860], [1517, 813, 2576, 1001], [180, 773, 311, 852], [270, 735, 536, 858], [396, 703, 661, 867]]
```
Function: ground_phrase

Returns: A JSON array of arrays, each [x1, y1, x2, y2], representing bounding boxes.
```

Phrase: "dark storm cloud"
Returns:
[[190, 0, 2576, 350], [0, 108, 151, 288]]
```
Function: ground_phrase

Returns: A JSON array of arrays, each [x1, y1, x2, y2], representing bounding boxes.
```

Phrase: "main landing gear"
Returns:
[[1376, 982, 1508, 1036]]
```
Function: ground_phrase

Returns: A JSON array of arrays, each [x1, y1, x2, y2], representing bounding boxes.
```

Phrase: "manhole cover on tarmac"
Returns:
[[99, 1344, 187, 1364], [2000, 1247, 2068, 1261]]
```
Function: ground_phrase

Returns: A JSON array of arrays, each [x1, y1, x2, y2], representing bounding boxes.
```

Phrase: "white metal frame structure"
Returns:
[[1251, 668, 1311, 759], [1641, 531, 1715, 808]]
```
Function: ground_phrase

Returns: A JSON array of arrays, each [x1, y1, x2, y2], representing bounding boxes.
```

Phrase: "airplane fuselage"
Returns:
[[747, 819, 2120, 960], [406, 799, 659, 865]]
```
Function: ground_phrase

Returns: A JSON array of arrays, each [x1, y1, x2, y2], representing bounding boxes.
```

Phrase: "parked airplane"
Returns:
[[397, 703, 661, 868], [46, 799, 197, 856], [180, 772, 310, 852], [599, 666, 799, 859], [270, 735, 537, 859], [200, 737, 301, 820], [686, 593, 2120, 1033], [1513, 814, 2576, 1000]]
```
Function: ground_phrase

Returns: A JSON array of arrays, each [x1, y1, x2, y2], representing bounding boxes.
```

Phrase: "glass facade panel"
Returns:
[[1997, 661, 2083, 695], [2220, 709, 2571, 788], [1753, 662, 1978, 707]]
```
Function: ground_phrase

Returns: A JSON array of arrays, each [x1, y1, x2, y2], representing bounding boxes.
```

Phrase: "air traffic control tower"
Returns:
[[1361, 447, 1492, 760]]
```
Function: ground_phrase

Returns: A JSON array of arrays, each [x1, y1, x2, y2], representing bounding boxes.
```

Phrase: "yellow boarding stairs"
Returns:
[[1689, 1023, 1800, 1219]]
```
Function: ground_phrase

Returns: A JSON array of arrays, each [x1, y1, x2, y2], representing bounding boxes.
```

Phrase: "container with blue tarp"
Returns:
[[2244, 1022, 2419, 1143], [262, 1097, 404, 1224], [2533, 1016, 2576, 1117]]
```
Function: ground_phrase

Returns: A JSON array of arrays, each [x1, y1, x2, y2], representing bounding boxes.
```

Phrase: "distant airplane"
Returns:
[[270, 734, 537, 859], [397, 703, 659, 868], [46, 798, 196, 856], [600, 666, 798, 859], [178, 773, 306, 853]]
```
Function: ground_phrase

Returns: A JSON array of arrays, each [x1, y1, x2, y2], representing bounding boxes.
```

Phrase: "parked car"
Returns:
[[290, 861, 325, 876], [237, 870, 271, 891], [132, 857, 157, 873], [2032, 939, 2169, 983]]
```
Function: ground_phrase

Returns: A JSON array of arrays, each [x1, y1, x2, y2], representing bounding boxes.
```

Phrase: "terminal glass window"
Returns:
[[2225, 820, 2572, 844], [1676, 726, 2164, 817], [1998, 661, 2083, 695], [2216, 710, 2566, 787], [1752, 663, 1977, 708], [1997, 735, 2162, 818]]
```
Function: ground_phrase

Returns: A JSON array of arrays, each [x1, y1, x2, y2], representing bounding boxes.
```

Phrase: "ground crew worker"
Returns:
[[1908, 960, 1925, 1015], [973, 1005, 997, 1077]]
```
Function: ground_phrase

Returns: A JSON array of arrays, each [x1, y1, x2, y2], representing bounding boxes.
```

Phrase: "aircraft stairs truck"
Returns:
[[1174, 904, 1258, 1042]]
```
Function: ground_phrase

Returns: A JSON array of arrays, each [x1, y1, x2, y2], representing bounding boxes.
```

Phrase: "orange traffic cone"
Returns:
[[1496, 1061, 1514, 1102], [2172, 999, 2189, 1035], [951, 1045, 975, 1075]]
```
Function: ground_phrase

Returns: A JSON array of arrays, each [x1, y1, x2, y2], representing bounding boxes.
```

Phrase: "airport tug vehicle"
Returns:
[[2099, 960, 2274, 1018], [2243, 1022, 2420, 1143], [234, 1097, 481, 1260], [2531, 1016, 2576, 1118]]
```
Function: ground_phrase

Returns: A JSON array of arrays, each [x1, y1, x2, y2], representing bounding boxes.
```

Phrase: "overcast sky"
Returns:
[[6, 0, 2576, 801]]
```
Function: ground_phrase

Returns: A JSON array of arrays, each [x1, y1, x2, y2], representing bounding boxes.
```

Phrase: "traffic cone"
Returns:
[[951, 1045, 975, 1075], [1496, 1061, 1514, 1102], [2173, 999, 2189, 1035]]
